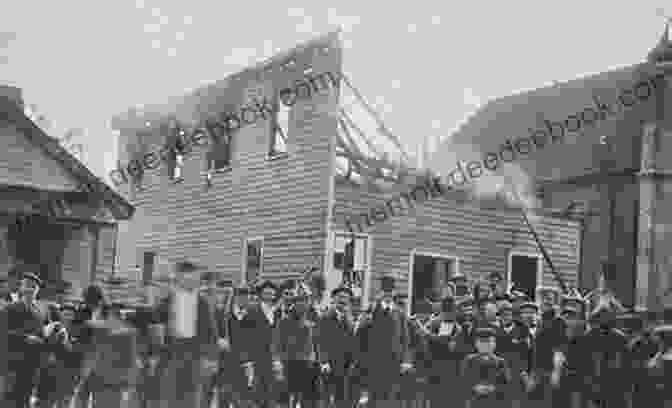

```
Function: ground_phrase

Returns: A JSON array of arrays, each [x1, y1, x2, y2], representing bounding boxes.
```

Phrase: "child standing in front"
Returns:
[[460, 326, 511, 408]]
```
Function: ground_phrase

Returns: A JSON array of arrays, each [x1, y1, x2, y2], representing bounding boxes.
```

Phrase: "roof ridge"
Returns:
[[0, 97, 134, 219]]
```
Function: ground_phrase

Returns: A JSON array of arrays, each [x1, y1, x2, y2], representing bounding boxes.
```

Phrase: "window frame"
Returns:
[[329, 231, 372, 307], [506, 250, 544, 302], [241, 236, 264, 284], [407, 249, 461, 316], [142, 251, 156, 285], [268, 95, 290, 160], [205, 119, 233, 172]]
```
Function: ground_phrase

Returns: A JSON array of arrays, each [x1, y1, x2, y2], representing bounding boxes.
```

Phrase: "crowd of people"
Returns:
[[2, 265, 672, 408]]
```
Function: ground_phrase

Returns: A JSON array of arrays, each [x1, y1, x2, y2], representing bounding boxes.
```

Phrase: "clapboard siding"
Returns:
[[115, 33, 341, 284], [334, 181, 581, 298]]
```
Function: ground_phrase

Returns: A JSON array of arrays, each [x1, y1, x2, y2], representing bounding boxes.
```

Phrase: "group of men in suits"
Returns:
[[5, 264, 672, 408]]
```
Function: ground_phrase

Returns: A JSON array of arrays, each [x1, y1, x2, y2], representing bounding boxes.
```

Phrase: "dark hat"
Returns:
[[380, 276, 395, 293], [280, 280, 296, 292], [498, 300, 513, 311], [217, 280, 233, 288], [255, 280, 278, 294], [331, 286, 354, 298], [61, 302, 78, 312], [653, 324, 672, 348], [21, 271, 43, 287], [234, 285, 253, 296], [538, 287, 560, 301], [519, 302, 539, 312], [82, 285, 105, 306], [457, 297, 475, 309], [487, 271, 504, 282], [425, 288, 443, 303], [474, 327, 497, 339], [479, 296, 496, 306], [200, 271, 218, 282], [449, 272, 467, 282], [441, 296, 456, 313], [561, 304, 581, 316]]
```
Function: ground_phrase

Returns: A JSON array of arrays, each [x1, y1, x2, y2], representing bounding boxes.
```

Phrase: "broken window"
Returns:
[[142, 251, 155, 285], [243, 238, 264, 284], [205, 118, 232, 171], [270, 99, 289, 157]]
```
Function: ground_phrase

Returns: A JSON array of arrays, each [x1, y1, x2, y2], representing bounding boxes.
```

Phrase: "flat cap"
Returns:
[[519, 302, 539, 312], [331, 286, 354, 298], [498, 300, 513, 311]]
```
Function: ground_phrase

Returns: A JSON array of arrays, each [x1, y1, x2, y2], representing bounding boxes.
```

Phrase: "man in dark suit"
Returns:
[[240, 280, 282, 408], [5, 270, 49, 408], [358, 276, 412, 408], [316, 286, 359, 408], [494, 301, 532, 408]]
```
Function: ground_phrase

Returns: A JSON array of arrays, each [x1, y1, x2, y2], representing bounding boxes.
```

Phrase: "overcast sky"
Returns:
[[0, 1, 668, 184]]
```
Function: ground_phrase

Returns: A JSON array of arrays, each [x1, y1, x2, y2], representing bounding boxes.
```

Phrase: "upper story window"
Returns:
[[270, 99, 289, 157], [205, 118, 232, 171], [243, 237, 264, 284]]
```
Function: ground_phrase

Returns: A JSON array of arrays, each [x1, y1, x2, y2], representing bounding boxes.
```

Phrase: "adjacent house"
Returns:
[[434, 25, 672, 311], [111, 32, 581, 311], [0, 85, 134, 300]]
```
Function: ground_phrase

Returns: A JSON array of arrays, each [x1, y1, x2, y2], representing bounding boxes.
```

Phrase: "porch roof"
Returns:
[[0, 97, 134, 220]]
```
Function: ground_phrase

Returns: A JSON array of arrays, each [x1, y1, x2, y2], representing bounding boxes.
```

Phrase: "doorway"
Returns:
[[508, 253, 541, 301], [409, 252, 459, 315]]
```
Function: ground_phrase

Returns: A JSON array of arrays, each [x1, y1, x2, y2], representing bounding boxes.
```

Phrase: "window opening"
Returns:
[[205, 119, 232, 171], [410, 252, 459, 315], [508, 253, 542, 301], [243, 238, 263, 284], [270, 100, 289, 156], [142, 251, 155, 285], [332, 233, 368, 299]]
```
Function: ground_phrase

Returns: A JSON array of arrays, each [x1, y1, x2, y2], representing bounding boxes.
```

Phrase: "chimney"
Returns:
[[0, 85, 23, 109]]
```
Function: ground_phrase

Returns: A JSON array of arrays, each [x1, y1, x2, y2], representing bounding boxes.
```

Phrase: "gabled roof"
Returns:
[[430, 60, 659, 184], [0, 97, 134, 220]]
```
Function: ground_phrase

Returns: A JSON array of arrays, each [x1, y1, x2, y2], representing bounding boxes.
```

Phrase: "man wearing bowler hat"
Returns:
[[5, 269, 49, 408], [358, 276, 412, 408]]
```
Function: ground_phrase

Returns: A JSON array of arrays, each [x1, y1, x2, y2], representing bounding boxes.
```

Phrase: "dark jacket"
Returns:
[[316, 309, 358, 376], [276, 308, 318, 362]]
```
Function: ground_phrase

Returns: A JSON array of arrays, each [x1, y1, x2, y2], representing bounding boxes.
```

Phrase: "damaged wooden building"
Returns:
[[111, 32, 582, 311]]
